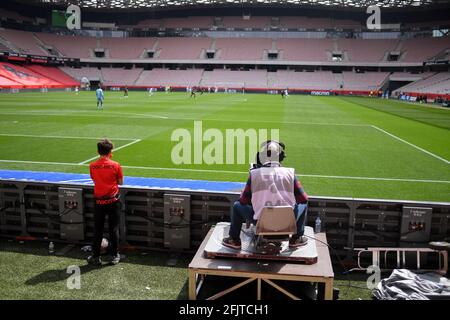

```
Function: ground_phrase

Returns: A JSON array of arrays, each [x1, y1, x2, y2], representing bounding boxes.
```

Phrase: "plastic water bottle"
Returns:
[[315, 215, 322, 233], [48, 242, 54, 254]]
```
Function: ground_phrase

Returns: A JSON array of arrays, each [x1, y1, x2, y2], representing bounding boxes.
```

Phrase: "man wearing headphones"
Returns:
[[223, 140, 309, 250]]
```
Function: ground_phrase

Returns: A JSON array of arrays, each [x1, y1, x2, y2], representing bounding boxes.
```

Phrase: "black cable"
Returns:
[[28, 203, 84, 225], [302, 233, 372, 295]]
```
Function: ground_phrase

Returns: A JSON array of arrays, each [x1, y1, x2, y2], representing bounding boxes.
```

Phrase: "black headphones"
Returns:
[[257, 140, 286, 165]]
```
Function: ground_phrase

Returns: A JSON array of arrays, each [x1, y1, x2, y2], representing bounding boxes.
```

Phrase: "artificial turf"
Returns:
[[0, 239, 373, 300], [0, 91, 449, 202]]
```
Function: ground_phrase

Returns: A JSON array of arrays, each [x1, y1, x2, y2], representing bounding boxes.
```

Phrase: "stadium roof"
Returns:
[[30, 0, 442, 9]]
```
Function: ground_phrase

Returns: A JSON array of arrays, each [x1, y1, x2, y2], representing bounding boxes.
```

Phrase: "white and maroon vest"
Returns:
[[250, 163, 296, 220]]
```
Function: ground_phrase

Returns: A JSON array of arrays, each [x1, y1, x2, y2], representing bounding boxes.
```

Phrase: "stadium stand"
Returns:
[[400, 37, 450, 62], [395, 72, 450, 94], [341, 72, 389, 91], [99, 37, 157, 59], [26, 65, 79, 86], [134, 68, 204, 87], [129, 16, 365, 30], [276, 39, 333, 61], [0, 8, 34, 23], [0, 28, 449, 65], [52, 66, 393, 92], [201, 69, 268, 88], [269, 70, 339, 90], [156, 37, 211, 60], [278, 17, 362, 29], [0, 14, 448, 97], [0, 75, 21, 88], [403, 20, 450, 28], [136, 19, 163, 28], [0, 62, 74, 87], [100, 68, 143, 86], [164, 17, 213, 29], [0, 42, 12, 52], [0, 29, 47, 56], [221, 16, 271, 29], [59, 66, 101, 81], [389, 72, 434, 82], [336, 39, 399, 62], [36, 33, 97, 58], [215, 38, 272, 60]]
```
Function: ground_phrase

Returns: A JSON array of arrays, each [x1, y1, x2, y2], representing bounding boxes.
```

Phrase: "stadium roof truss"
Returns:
[[35, 0, 436, 9]]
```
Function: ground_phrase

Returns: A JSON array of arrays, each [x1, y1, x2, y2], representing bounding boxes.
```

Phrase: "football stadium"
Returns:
[[0, 0, 449, 303]]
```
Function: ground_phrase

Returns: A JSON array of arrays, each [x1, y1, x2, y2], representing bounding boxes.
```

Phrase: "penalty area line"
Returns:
[[371, 125, 450, 165], [78, 139, 142, 165], [0, 133, 139, 141]]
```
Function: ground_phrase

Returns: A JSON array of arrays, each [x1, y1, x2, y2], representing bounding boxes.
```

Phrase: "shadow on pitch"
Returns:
[[24, 263, 111, 286]]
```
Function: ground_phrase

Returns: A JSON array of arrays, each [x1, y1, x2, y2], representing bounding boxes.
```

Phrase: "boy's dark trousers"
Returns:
[[93, 201, 120, 257]]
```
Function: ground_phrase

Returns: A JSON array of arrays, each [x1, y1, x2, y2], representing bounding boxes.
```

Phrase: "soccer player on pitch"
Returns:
[[96, 86, 104, 110], [88, 139, 123, 266]]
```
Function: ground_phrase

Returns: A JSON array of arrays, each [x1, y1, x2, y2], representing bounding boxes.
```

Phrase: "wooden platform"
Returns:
[[188, 227, 334, 300], [204, 223, 318, 264]]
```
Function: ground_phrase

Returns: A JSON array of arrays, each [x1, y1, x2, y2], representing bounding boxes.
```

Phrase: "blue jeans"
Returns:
[[228, 201, 308, 240]]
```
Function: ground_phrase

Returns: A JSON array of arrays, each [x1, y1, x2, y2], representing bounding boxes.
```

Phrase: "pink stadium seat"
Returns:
[[0, 29, 47, 56], [0, 42, 12, 52], [389, 72, 433, 81], [0, 9, 34, 23], [221, 16, 271, 29], [137, 19, 163, 28], [337, 39, 398, 62], [100, 68, 143, 86], [36, 33, 97, 58], [0, 62, 64, 87], [342, 72, 389, 91], [0, 75, 21, 88], [277, 17, 361, 29], [100, 37, 157, 59], [215, 38, 272, 60], [271, 71, 338, 90], [134, 69, 203, 87], [27, 65, 78, 86], [400, 37, 450, 62], [201, 70, 268, 88], [276, 39, 333, 61], [59, 67, 101, 81], [395, 72, 450, 94], [164, 17, 213, 29], [156, 38, 211, 60]]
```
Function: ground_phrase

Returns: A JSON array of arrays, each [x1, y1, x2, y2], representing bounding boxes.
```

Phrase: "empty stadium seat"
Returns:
[[134, 69, 204, 87]]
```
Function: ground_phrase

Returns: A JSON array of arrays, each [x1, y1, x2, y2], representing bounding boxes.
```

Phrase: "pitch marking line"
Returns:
[[0, 133, 137, 141], [59, 178, 92, 183], [0, 159, 448, 184], [78, 139, 142, 165], [0, 111, 367, 126], [0, 111, 168, 120], [371, 125, 450, 165]]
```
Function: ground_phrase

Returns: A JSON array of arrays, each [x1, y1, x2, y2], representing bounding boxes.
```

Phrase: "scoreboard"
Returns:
[[0, 51, 79, 65]]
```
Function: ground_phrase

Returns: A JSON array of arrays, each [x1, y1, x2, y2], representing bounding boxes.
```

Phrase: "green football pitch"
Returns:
[[0, 91, 449, 202]]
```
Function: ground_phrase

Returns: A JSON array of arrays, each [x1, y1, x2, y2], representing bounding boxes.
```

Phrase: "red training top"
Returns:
[[89, 157, 123, 204]]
